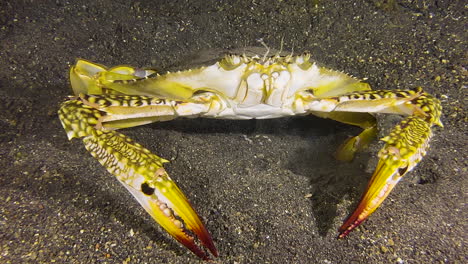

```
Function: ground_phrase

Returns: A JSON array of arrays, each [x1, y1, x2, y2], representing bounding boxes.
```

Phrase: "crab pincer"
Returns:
[[338, 114, 438, 238], [120, 167, 218, 260], [87, 132, 218, 259]]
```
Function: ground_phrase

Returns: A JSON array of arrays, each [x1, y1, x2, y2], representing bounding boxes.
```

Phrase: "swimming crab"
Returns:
[[58, 52, 442, 260]]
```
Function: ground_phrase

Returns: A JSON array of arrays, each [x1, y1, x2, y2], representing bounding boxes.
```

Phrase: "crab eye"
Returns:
[[141, 182, 155, 196]]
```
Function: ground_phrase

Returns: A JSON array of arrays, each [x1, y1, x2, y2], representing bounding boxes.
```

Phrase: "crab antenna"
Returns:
[[256, 38, 270, 62], [278, 35, 285, 56]]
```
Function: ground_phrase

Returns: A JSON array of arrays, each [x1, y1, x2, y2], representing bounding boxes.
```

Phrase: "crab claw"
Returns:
[[61, 69, 218, 259], [338, 115, 433, 238], [120, 167, 218, 260], [82, 131, 218, 259]]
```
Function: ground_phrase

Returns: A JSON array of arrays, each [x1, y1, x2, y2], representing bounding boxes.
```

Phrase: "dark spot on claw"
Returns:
[[141, 182, 155, 195], [398, 166, 408, 176]]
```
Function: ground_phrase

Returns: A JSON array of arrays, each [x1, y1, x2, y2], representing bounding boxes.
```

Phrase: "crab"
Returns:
[[58, 52, 442, 260]]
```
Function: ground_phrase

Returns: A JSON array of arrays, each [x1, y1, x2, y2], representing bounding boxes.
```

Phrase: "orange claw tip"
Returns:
[[192, 224, 218, 258], [158, 208, 216, 260], [337, 198, 369, 239], [169, 226, 213, 261], [337, 158, 404, 238], [177, 216, 218, 259], [337, 209, 367, 239], [157, 179, 218, 258]]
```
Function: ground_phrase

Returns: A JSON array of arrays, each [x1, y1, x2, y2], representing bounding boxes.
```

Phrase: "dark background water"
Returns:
[[0, 1, 465, 263]]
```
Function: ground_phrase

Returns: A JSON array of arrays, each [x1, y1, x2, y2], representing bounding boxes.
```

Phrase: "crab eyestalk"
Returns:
[[58, 100, 217, 260]]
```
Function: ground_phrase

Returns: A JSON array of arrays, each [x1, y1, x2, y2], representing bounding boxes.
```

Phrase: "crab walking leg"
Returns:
[[58, 98, 218, 259], [311, 112, 378, 161], [299, 87, 442, 237]]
